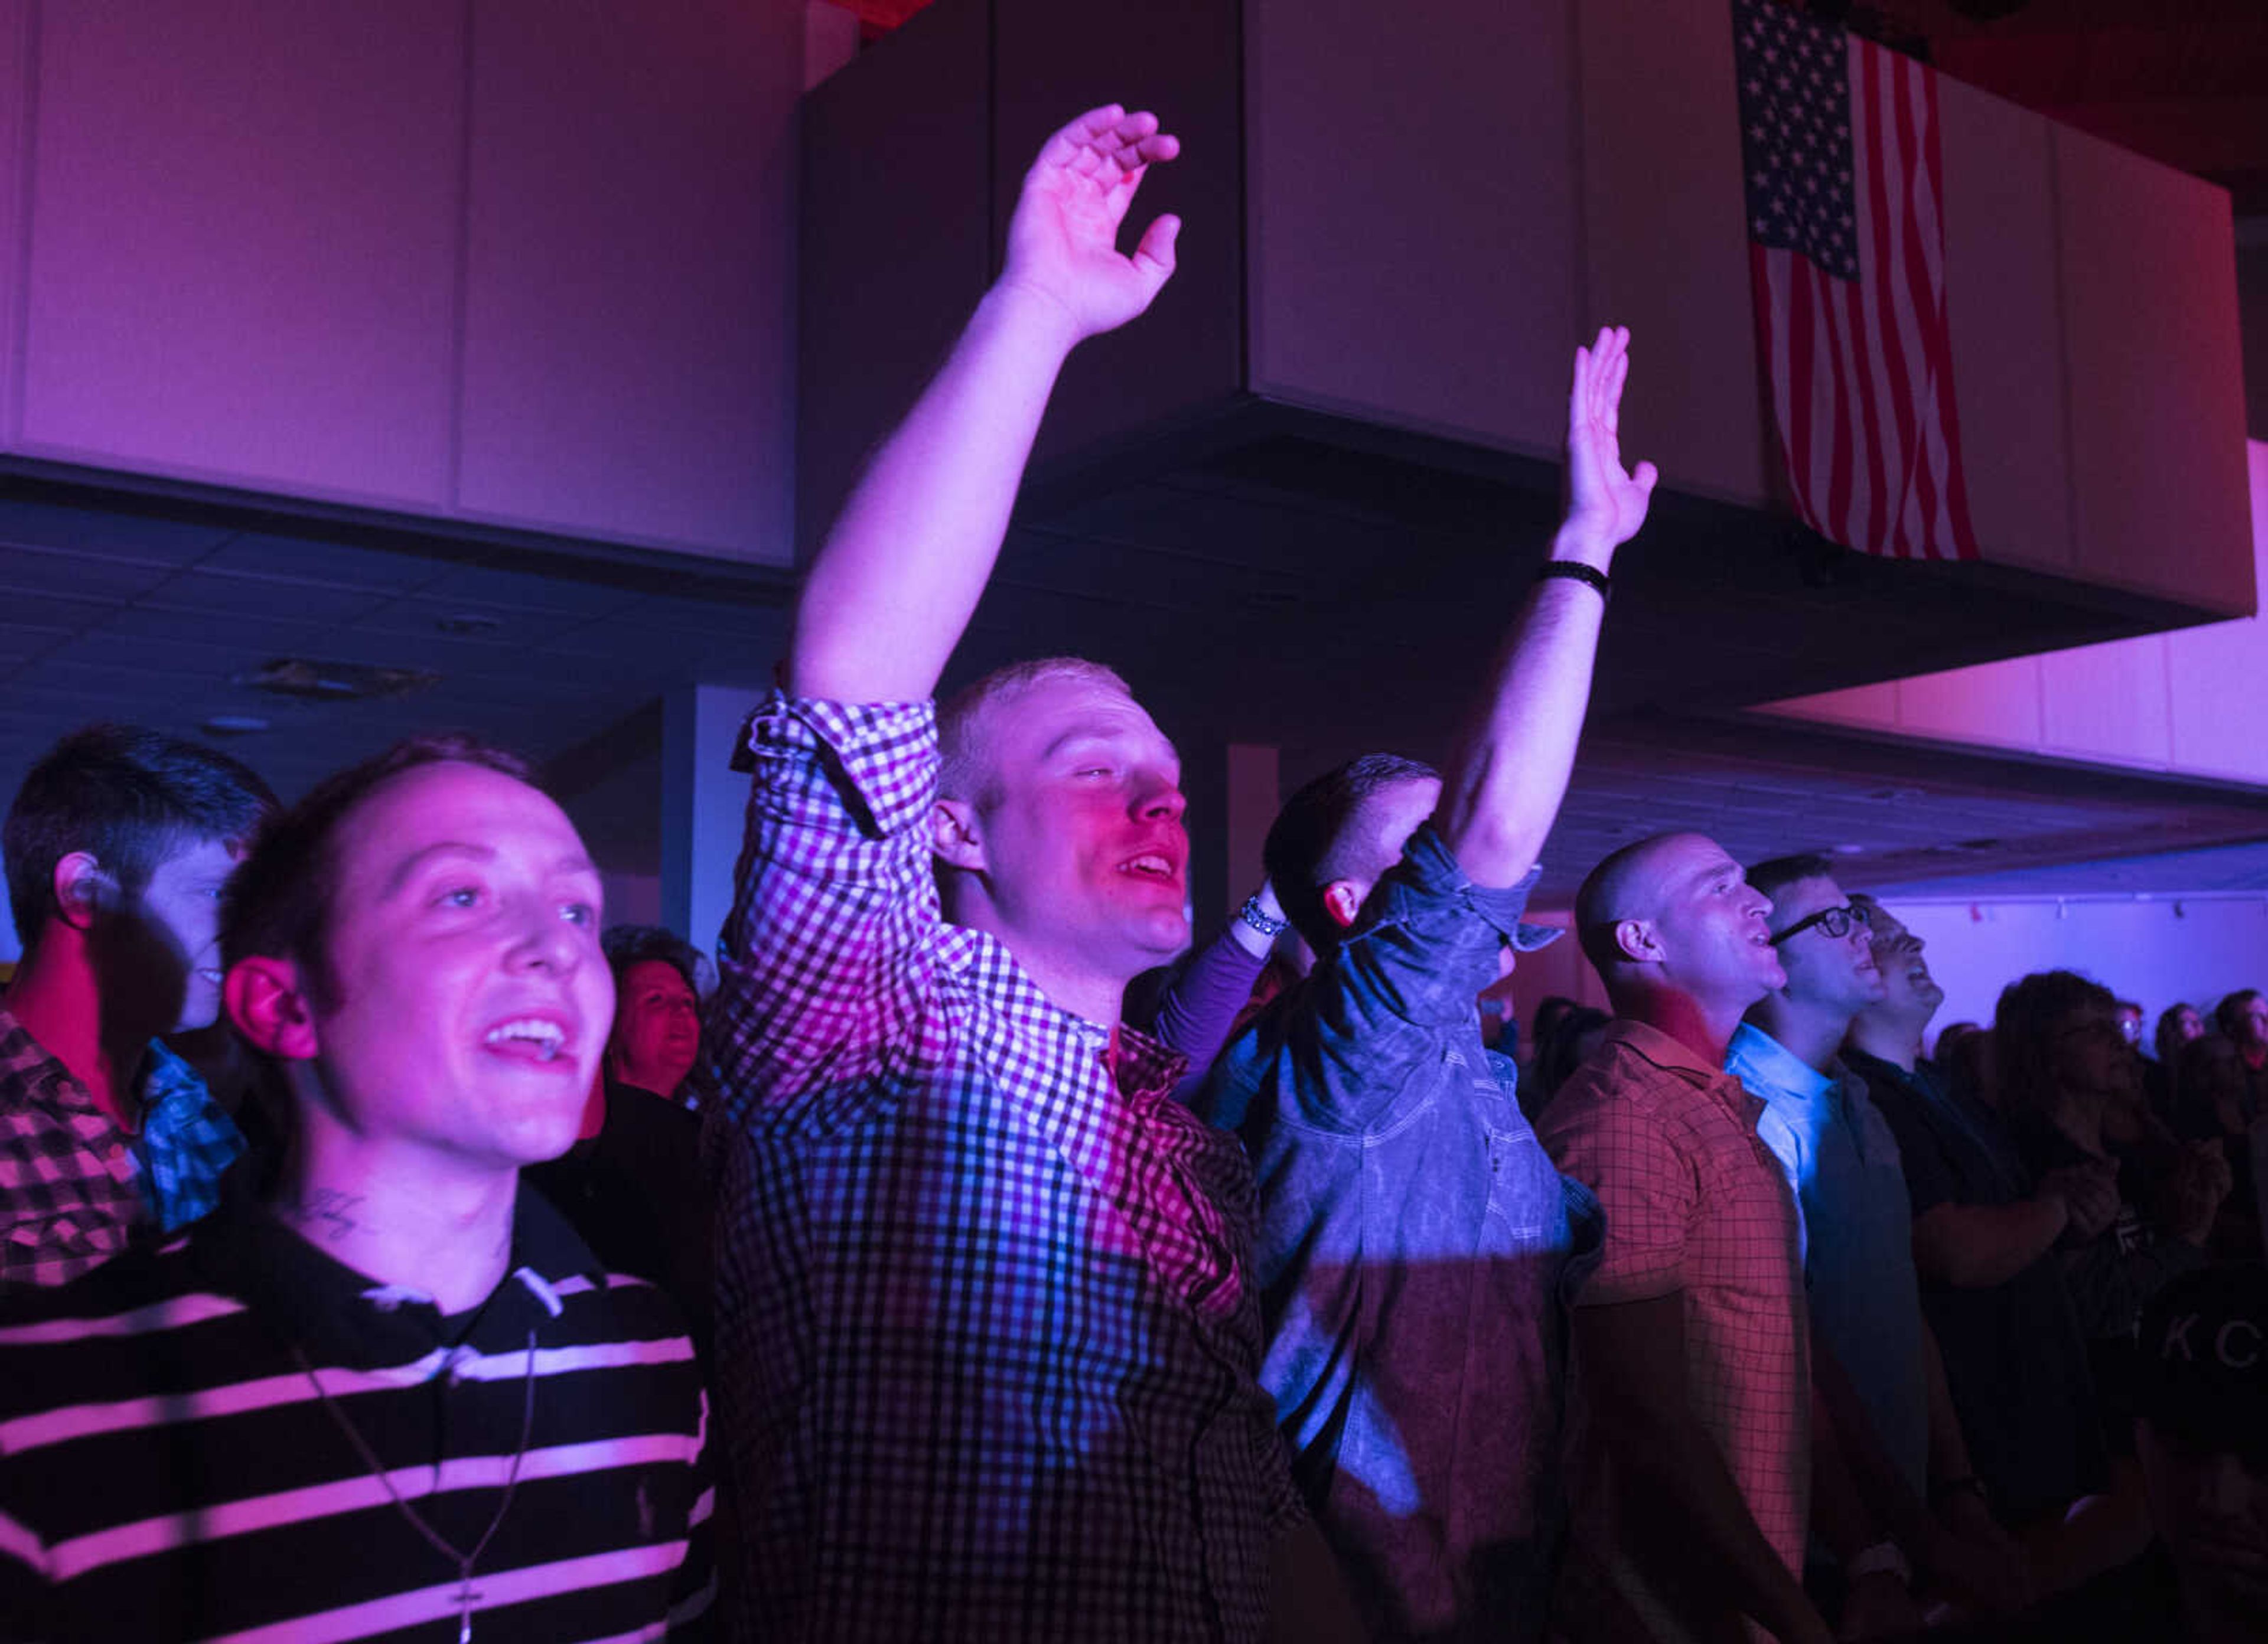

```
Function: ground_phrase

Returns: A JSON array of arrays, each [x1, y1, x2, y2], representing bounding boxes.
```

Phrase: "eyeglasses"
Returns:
[[1769, 901, 1872, 945]]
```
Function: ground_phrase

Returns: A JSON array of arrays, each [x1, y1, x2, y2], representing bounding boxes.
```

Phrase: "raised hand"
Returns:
[[1560, 326, 1660, 565], [999, 105, 1182, 344]]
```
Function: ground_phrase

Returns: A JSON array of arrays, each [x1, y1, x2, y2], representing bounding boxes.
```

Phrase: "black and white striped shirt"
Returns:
[[0, 1186, 713, 1642]]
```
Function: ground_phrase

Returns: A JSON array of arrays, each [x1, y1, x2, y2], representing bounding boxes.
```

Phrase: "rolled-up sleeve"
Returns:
[[1279, 826, 1543, 1132], [705, 694, 944, 1130]]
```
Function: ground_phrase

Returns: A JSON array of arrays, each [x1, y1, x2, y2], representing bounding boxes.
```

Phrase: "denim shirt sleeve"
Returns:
[[1276, 824, 1541, 1134]]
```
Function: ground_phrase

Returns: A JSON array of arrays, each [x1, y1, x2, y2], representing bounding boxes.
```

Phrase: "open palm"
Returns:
[[1000, 105, 1182, 342], [1563, 326, 1658, 557]]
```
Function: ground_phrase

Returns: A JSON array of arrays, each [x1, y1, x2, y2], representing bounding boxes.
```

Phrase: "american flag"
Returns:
[[1735, 0, 1978, 561]]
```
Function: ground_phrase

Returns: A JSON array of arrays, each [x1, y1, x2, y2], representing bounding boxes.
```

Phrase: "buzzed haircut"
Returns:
[[1744, 852, 1836, 912], [221, 732, 532, 1009], [4, 723, 276, 950], [936, 656, 1134, 808], [1573, 831, 1698, 973], [1263, 752, 1439, 950]]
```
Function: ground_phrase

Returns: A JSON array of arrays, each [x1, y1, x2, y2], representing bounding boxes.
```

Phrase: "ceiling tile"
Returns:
[[0, 589, 121, 631], [136, 570, 396, 625], [0, 499, 233, 564], [89, 606, 334, 654], [351, 596, 591, 650], [0, 544, 182, 603], [415, 565, 638, 617], [198, 533, 454, 592]]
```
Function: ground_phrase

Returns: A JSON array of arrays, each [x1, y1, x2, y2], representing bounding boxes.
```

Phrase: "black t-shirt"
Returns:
[[525, 1079, 713, 1365], [1845, 1050, 2106, 1526]]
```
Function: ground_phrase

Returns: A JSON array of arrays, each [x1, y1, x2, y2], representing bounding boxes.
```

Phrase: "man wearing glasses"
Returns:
[[1729, 858, 2024, 1624]]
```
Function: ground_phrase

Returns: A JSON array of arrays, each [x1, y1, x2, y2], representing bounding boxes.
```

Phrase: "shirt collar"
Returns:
[[0, 1002, 208, 1129], [1602, 1015, 1762, 1113], [193, 1182, 608, 1371], [1602, 1017, 1727, 1082], [940, 924, 1190, 1101], [0, 999, 102, 1120], [1726, 1022, 1837, 1108]]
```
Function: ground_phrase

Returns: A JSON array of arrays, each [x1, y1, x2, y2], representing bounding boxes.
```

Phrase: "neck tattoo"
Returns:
[[279, 1189, 367, 1245], [293, 1334, 539, 1643]]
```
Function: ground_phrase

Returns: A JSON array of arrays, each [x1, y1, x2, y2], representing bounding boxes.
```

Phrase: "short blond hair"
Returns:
[[936, 657, 1133, 808]]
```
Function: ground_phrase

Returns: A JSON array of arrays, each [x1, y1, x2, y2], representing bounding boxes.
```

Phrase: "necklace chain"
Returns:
[[294, 1332, 539, 1643]]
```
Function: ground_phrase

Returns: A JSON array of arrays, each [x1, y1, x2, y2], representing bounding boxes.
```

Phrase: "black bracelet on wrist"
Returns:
[[1237, 895, 1289, 940], [1537, 560, 1611, 601]]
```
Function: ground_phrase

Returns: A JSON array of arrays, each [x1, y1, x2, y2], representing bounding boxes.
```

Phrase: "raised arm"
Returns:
[[1434, 328, 1658, 886], [789, 105, 1181, 703]]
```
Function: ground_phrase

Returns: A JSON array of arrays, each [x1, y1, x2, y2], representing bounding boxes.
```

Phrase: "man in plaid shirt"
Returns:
[[705, 106, 1357, 1642], [1538, 833, 1824, 1644], [1, 726, 274, 1287]]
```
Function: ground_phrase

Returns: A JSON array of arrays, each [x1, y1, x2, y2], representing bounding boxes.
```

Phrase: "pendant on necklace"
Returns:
[[455, 1578, 483, 1644]]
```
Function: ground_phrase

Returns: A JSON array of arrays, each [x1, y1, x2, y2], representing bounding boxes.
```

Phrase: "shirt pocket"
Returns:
[[1487, 1126, 1566, 1243]]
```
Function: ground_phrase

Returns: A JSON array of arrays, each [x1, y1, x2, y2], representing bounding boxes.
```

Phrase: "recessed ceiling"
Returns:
[[0, 482, 791, 808]]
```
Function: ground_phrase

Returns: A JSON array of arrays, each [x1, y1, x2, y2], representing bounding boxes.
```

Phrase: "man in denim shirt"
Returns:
[[1195, 330, 1656, 1642]]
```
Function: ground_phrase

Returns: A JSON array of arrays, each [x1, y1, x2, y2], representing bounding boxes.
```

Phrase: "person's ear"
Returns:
[[224, 957, 320, 1061], [1612, 918, 1661, 965], [930, 798, 989, 874], [1321, 880, 1365, 931], [49, 852, 109, 931]]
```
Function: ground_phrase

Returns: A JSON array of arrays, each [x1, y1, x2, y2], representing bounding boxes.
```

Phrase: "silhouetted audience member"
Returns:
[[2167, 1033, 2264, 1260], [1999, 972, 2228, 1408], [1529, 1004, 1611, 1120], [1192, 327, 1651, 1642], [1856, 960, 2111, 1543], [0, 735, 713, 1639], [2214, 990, 2268, 1111], [2012, 1263, 2268, 1643], [2150, 1002, 2208, 1125], [1, 725, 274, 1287], [701, 107, 1356, 1643], [1539, 833, 1826, 1644], [2172, 1033, 2248, 1142], [1530, 993, 1580, 1068], [527, 924, 713, 1361]]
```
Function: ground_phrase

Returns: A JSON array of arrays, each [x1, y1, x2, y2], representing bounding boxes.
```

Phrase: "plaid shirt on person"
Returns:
[[705, 693, 1303, 1644], [0, 1002, 243, 1288], [1538, 1020, 1811, 1643]]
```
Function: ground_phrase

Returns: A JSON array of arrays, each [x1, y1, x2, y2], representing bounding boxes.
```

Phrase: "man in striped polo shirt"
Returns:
[[0, 735, 713, 1642]]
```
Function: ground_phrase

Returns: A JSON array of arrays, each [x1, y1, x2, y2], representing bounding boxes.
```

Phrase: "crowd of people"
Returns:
[[0, 105, 2261, 1644]]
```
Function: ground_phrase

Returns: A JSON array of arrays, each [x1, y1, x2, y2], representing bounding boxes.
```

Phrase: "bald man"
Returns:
[[1536, 833, 1830, 1644]]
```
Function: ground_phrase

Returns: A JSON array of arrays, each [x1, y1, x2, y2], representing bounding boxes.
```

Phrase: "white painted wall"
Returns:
[[1882, 893, 2268, 1046], [1762, 441, 2268, 784], [661, 683, 768, 959]]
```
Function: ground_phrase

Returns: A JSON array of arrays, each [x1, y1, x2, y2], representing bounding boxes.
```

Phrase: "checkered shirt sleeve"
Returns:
[[0, 1013, 144, 1290], [705, 694, 941, 1129], [705, 694, 1299, 1641]]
